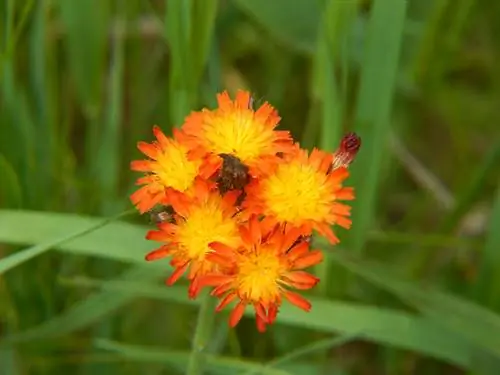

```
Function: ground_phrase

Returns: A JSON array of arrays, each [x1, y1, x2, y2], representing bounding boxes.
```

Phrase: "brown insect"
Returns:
[[149, 205, 175, 225], [216, 153, 250, 195], [328, 132, 361, 173]]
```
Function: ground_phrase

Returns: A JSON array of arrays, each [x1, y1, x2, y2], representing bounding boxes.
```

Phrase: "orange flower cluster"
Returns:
[[130, 90, 360, 332]]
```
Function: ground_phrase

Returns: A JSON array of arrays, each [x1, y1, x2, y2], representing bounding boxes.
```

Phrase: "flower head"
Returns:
[[243, 147, 355, 244], [130, 126, 219, 213], [198, 217, 323, 332], [145, 179, 243, 298], [181, 90, 295, 177]]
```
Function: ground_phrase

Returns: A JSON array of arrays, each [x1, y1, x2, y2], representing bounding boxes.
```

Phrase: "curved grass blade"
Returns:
[[328, 249, 500, 361], [0, 210, 134, 275], [95, 339, 290, 375]]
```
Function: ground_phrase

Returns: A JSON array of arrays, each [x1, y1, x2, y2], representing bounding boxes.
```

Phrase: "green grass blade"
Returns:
[[472, 182, 500, 310], [165, 0, 194, 126], [190, 0, 218, 86], [0, 154, 22, 208], [242, 333, 358, 375], [0, 210, 147, 264], [5, 271, 473, 369], [231, 0, 319, 55], [57, 0, 108, 113], [348, 0, 407, 254], [329, 249, 500, 361], [96, 18, 126, 214], [1, 266, 163, 344], [95, 339, 291, 375], [0, 210, 133, 276]]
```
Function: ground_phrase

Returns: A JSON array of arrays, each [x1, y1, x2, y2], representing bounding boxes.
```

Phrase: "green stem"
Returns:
[[186, 291, 217, 375]]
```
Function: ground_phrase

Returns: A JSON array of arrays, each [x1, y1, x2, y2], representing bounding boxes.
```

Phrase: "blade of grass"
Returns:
[[0, 154, 22, 208], [95, 339, 291, 375], [96, 6, 126, 215], [328, 249, 500, 361], [0, 265, 164, 345], [0, 210, 133, 276], [190, 0, 218, 86], [165, 0, 194, 126], [241, 333, 359, 375], [28, 0, 57, 207], [312, 0, 359, 299], [59, 276, 473, 369], [231, 0, 320, 55], [347, 0, 407, 254], [472, 182, 500, 310]]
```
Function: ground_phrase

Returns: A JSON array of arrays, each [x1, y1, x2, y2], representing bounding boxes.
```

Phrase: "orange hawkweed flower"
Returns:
[[243, 147, 354, 244], [130, 126, 219, 213], [198, 217, 323, 332], [181, 90, 295, 177], [144, 179, 243, 298]]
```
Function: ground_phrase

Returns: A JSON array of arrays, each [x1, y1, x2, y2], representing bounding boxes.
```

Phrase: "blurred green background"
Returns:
[[1, 0, 500, 374]]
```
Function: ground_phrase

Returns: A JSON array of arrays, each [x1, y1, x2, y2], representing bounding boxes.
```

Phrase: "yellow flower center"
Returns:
[[176, 197, 241, 261], [262, 161, 332, 224], [155, 142, 200, 192], [236, 246, 284, 304], [202, 111, 275, 163]]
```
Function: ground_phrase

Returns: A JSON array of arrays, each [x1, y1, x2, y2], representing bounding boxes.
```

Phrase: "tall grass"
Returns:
[[1, 0, 499, 374]]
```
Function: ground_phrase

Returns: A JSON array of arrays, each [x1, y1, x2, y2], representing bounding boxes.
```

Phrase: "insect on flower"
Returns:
[[329, 132, 361, 173], [149, 205, 175, 225], [216, 153, 250, 195]]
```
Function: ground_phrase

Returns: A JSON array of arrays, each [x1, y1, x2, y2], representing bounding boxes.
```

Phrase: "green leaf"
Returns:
[[348, 0, 407, 254], [0, 210, 132, 276], [231, 0, 320, 55], [0, 154, 22, 208], [0, 209, 146, 264], [328, 250, 500, 361], [95, 339, 291, 375]]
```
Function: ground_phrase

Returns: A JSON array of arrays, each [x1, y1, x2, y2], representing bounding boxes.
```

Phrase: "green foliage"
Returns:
[[1, 0, 499, 374]]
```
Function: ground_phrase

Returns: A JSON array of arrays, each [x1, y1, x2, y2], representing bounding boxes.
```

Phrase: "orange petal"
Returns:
[[292, 250, 324, 269], [145, 230, 169, 242], [216, 291, 237, 311], [145, 245, 171, 261], [248, 216, 262, 244], [331, 202, 351, 216], [137, 142, 158, 159], [239, 225, 253, 247], [209, 242, 235, 256], [205, 252, 234, 268], [212, 280, 235, 297], [256, 313, 267, 333], [268, 303, 278, 325], [336, 187, 355, 201], [284, 271, 320, 290], [286, 241, 309, 261], [336, 216, 352, 229], [167, 262, 189, 285], [130, 160, 153, 172], [152, 125, 169, 145], [229, 301, 246, 327], [254, 302, 267, 324], [197, 274, 232, 288], [315, 224, 339, 245], [235, 90, 251, 109], [283, 290, 312, 312]]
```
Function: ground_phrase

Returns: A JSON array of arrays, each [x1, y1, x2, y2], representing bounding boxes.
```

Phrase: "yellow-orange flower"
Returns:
[[181, 90, 295, 177], [130, 126, 219, 213], [198, 217, 323, 332], [243, 147, 354, 244], [145, 179, 243, 298]]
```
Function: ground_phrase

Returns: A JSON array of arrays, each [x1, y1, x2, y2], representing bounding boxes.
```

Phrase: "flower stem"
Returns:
[[186, 291, 217, 375]]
